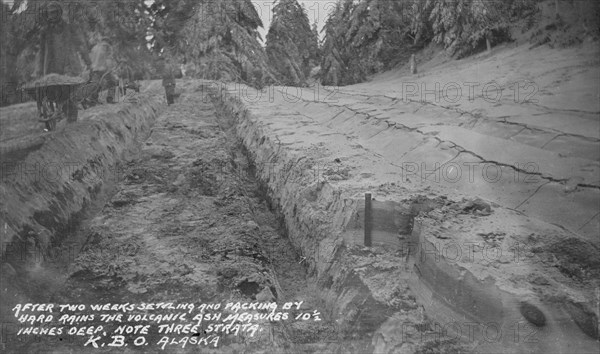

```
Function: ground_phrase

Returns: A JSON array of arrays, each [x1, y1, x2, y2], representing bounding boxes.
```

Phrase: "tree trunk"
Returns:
[[1, 51, 21, 105]]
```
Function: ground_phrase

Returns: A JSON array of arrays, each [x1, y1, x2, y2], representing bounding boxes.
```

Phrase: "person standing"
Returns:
[[117, 59, 131, 97], [161, 58, 177, 105], [34, 1, 91, 124], [34, 2, 91, 78], [89, 36, 118, 104]]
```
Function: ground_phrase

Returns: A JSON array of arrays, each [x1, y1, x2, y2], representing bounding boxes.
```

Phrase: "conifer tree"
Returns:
[[426, 0, 537, 57], [320, 0, 355, 86], [309, 22, 320, 67], [265, 0, 314, 86], [320, 0, 411, 85], [178, 0, 277, 86]]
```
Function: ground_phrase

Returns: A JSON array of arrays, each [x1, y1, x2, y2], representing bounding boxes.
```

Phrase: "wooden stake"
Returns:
[[364, 193, 372, 247]]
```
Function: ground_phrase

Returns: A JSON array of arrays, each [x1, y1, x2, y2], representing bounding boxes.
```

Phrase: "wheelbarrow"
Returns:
[[21, 69, 124, 131], [21, 74, 86, 131]]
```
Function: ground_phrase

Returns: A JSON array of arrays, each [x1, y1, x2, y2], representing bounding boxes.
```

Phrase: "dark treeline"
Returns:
[[1, 0, 598, 106]]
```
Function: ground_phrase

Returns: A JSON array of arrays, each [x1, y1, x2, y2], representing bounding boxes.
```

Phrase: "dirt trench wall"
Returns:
[[210, 85, 399, 346], [1, 91, 163, 267], [213, 91, 349, 275]]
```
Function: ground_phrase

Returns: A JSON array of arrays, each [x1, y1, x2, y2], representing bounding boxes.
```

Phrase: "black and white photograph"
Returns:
[[0, 0, 599, 353]]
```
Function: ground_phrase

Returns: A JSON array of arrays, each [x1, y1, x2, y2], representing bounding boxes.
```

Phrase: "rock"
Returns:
[[460, 197, 492, 215], [217, 267, 238, 279], [255, 287, 276, 302], [111, 199, 131, 207], [564, 301, 599, 340], [151, 149, 175, 160], [519, 301, 546, 327], [127, 283, 148, 294], [172, 173, 186, 186], [247, 220, 259, 230], [527, 273, 550, 285], [111, 192, 135, 207]]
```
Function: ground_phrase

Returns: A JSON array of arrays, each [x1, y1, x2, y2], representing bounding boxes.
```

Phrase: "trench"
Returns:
[[1, 81, 373, 353]]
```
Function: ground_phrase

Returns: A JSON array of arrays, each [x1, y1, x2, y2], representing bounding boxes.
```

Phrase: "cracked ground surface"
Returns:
[[222, 42, 599, 243]]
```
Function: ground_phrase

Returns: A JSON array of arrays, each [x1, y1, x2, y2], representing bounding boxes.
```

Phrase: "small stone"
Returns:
[[111, 199, 131, 207], [247, 220, 259, 230], [127, 283, 148, 294], [172, 173, 186, 186], [519, 302, 546, 327], [218, 267, 238, 279], [497, 257, 511, 264], [460, 197, 492, 215]]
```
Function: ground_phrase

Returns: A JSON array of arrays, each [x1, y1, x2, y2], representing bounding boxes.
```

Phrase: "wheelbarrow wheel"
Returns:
[[45, 118, 57, 131], [38, 98, 57, 131]]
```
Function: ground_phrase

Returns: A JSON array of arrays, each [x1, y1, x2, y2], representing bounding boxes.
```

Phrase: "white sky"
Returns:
[[252, 0, 336, 43], [2, 0, 26, 12]]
